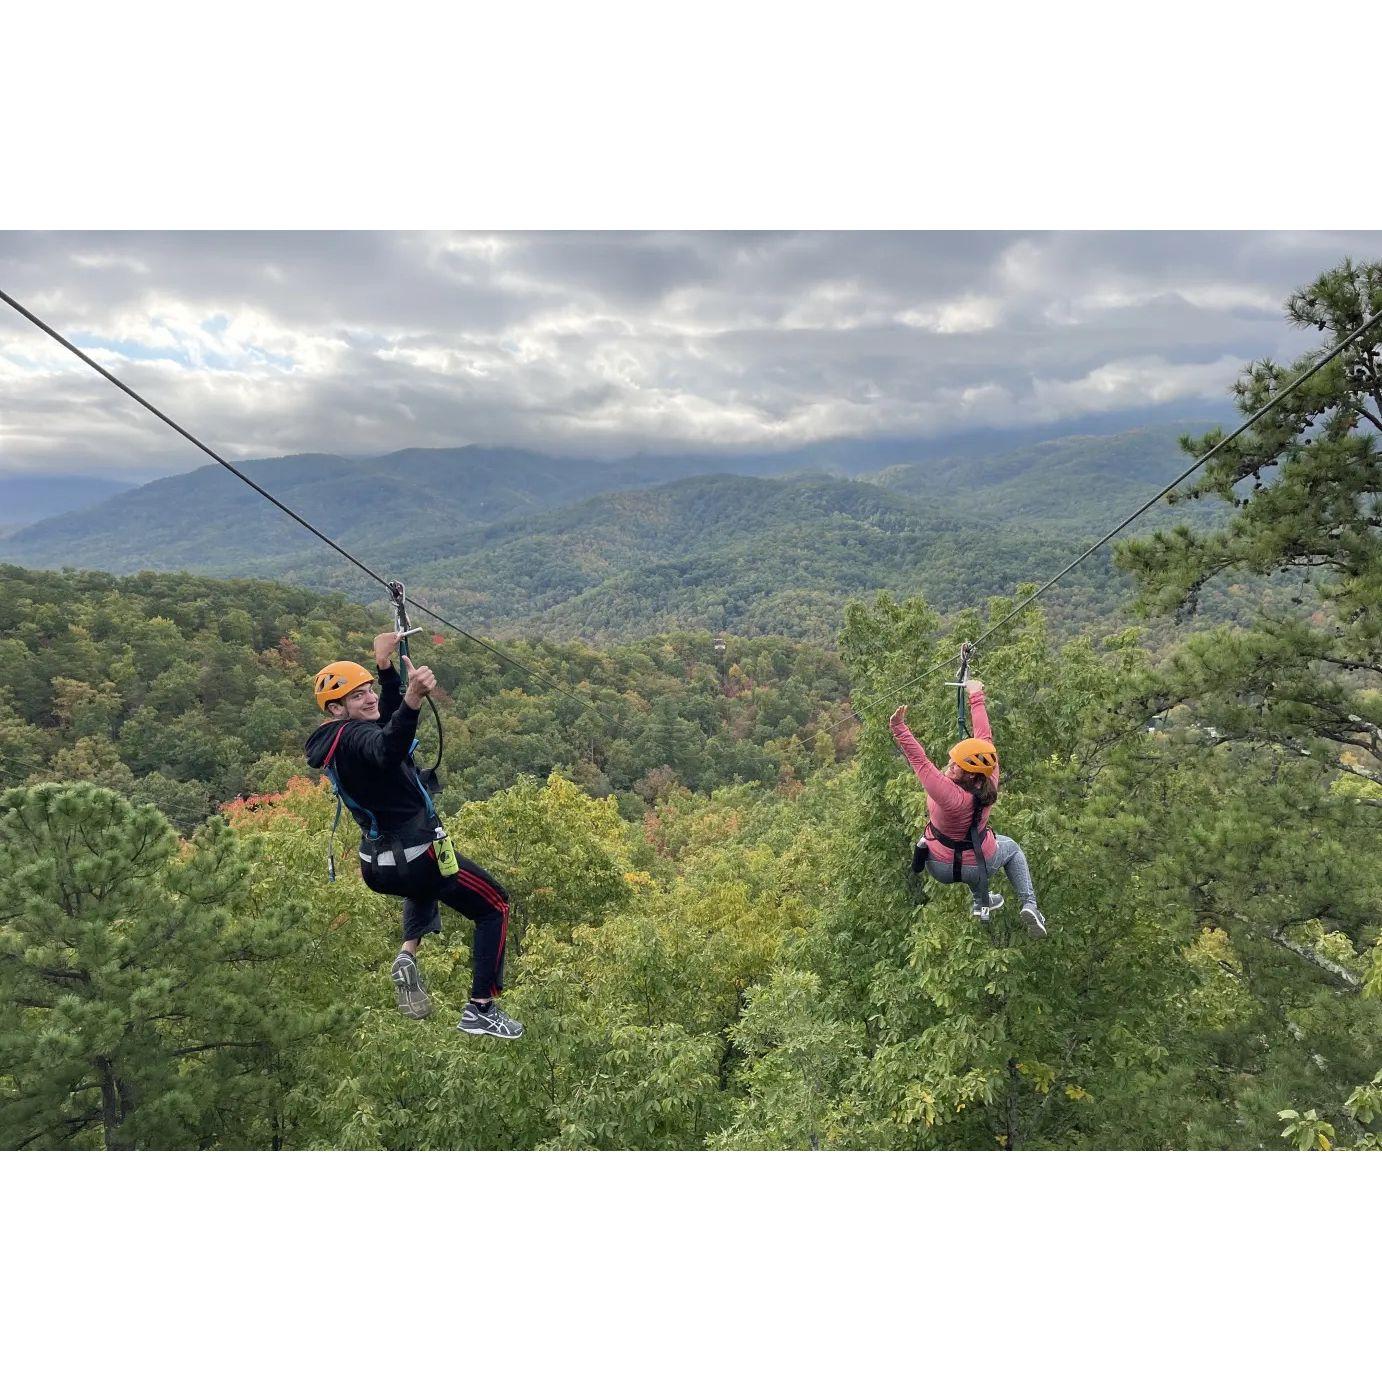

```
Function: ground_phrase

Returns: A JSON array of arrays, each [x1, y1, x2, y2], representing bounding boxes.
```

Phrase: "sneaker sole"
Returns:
[[1021, 913, 1048, 939], [391, 965, 433, 1020], [457, 1022, 523, 1040]]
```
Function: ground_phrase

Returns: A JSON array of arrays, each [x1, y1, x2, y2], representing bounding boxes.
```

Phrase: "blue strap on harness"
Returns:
[[324, 765, 381, 882], [321, 720, 380, 882], [328, 791, 342, 882], [323, 735, 437, 882]]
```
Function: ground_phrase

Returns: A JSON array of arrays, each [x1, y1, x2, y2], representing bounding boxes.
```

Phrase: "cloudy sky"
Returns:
[[3, 229, 1381, 480]]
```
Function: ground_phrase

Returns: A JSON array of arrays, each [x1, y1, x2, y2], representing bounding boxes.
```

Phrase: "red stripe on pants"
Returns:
[[456, 867, 507, 915], [456, 867, 509, 995]]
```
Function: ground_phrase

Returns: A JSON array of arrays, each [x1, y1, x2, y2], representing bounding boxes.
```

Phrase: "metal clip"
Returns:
[[387, 579, 409, 633], [946, 641, 975, 687]]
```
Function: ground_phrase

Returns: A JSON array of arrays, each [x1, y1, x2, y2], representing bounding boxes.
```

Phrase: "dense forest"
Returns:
[[0, 566, 851, 830], [2, 259, 1379, 1150]]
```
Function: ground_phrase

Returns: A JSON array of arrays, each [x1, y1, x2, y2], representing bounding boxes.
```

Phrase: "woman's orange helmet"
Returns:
[[949, 736, 998, 776], [313, 660, 374, 712]]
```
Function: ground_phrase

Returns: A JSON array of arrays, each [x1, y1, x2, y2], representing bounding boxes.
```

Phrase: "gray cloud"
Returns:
[[3, 229, 1381, 477]]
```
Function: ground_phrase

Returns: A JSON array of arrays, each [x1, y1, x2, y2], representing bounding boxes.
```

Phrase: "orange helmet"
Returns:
[[949, 736, 998, 776], [313, 660, 374, 713]]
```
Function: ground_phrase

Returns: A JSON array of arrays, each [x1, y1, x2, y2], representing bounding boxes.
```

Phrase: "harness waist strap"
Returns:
[[362, 841, 433, 868], [925, 824, 993, 854]]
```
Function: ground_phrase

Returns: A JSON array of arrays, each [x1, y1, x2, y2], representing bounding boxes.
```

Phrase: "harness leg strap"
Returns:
[[927, 793, 992, 896]]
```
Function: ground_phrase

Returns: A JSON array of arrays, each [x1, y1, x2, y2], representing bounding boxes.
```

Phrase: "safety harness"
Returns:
[[321, 720, 441, 884], [924, 802, 993, 890]]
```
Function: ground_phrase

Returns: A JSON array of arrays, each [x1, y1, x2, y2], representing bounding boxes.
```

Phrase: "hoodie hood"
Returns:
[[305, 718, 351, 769]]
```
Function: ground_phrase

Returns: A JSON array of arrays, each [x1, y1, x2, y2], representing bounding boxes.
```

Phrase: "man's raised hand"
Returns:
[[373, 630, 403, 668], [402, 656, 437, 708]]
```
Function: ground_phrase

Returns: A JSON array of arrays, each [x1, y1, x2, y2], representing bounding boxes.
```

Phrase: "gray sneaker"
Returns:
[[458, 1001, 524, 1040], [1020, 905, 1048, 939], [971, 892, 1004, 919], [390, 951, 433, 1019]]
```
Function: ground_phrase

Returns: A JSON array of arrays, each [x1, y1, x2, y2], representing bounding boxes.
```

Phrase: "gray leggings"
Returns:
[[924, 834, 1037, 908]]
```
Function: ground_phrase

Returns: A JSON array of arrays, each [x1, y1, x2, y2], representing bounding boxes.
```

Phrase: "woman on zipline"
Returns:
[[890, 681, 1047, 938]]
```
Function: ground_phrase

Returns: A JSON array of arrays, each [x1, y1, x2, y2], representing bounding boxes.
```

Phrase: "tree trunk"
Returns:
[[96, 1057, 136, 1151], [97, 1057, 121, 1150], [1005, 1057, 1023, 1150]]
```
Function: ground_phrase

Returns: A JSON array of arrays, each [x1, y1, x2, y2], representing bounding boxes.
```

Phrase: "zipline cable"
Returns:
[[0, 288, 391, 588], [827, 303, 1382, 736], [0, 286, 600, 715]]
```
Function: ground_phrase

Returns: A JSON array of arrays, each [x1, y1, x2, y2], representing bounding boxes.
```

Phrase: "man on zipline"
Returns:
[[305, 632, 522, 1039]]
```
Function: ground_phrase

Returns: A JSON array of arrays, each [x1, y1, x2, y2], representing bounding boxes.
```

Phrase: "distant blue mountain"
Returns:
[[0, 472, 136, 531], [620, 401, 1237, 478]]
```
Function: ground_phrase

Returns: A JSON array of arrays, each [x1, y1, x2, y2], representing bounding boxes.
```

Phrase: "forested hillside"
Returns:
[[866, 423, 1219, 532], [0, 426, 1217, 644], [0, 565, 850, 831], [409, 472, 1140, 642], [0, 445, 712, 578], [2, 259, 1379, 1152]]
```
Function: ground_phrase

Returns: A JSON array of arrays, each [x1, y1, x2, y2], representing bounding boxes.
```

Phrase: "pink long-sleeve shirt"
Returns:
[[891, 690, 999, 866]]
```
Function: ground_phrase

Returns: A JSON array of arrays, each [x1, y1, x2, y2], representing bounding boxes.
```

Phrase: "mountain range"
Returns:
[[0, 473, 135, 536], [0, 422, 1222, 642]]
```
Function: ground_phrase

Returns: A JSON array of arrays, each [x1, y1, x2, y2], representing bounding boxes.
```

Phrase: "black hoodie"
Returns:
[[304, 662, 428, 835]]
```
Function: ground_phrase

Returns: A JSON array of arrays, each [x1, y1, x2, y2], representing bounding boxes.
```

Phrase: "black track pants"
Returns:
[[360, 850, 511, 999]]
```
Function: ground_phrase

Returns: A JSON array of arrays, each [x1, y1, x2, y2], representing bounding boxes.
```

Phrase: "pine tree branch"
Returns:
[[1286, 555, 1347, 572], [1256, 926, 1363, 990], [1315, 654, 1382, 674], [1269, 932, 1362, 989], [169, 1040, 267, 1058], [38, 967, 90, 986], [1310, 732, 1382, 776], [1351, 337, 1382, 425], [1206, 725, 1378, 777], [1354, 406, 1382, 431], [13, 1112, 100, 1150]]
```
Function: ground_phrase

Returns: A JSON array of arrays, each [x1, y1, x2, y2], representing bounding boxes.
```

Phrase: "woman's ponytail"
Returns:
[[956, 769, 998, 808]]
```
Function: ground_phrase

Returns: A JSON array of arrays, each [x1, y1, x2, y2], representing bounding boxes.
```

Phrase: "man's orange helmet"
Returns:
[[313, 660, 374, 712], [949, 736, 998, 776]]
